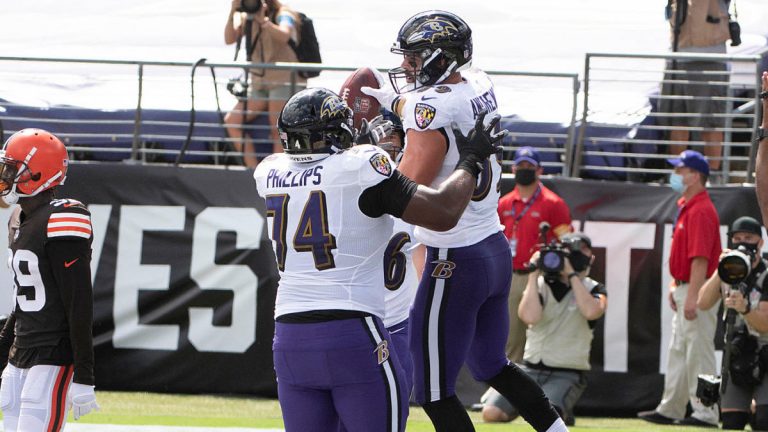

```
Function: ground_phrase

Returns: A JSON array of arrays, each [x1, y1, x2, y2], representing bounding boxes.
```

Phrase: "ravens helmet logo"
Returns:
[[320, 95, 348, 121], [407, 17, 460, 45]]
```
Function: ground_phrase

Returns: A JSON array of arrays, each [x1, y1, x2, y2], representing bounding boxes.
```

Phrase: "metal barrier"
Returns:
[[488, 70, 580, 176], [0, 56, 580, 173], [574, 51, 766, 183], [4, 54, 765, 182]]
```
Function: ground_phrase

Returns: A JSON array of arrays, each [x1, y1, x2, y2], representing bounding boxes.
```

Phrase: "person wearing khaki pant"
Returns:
[[657, 282, 719, 423], [505, 272, 531, 362], [638, 150, 721, 427], [496, 147, 572, 362]]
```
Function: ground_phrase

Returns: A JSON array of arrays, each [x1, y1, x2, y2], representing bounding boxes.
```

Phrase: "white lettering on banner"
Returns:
[[188, 208, 262, 353], [583, 222, 655, 373], [113, 206, 184, 350], [659, 223, 674, 374], [88, 205, 111, 286]]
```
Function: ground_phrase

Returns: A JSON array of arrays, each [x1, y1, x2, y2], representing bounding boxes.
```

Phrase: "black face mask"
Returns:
[[569, 251, 591, 272], [734, 242, 759, 263], [515, 169, 537, 186], [734, 242, 759, 253]]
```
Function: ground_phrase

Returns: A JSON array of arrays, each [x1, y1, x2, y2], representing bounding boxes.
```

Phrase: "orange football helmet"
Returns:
[[0, 129, 68, 198]]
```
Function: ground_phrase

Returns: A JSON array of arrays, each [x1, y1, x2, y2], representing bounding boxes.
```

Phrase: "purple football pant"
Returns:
[[410, 231, 512, 404], [336, 318, 413, 432], [274, 315, 408, 432], [387, 318, 413, 395]]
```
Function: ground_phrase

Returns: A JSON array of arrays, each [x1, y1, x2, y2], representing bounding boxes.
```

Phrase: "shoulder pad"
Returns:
[[47, 200, 92, 240], [402, 88, 454, 131], [344, 145, 395, 186]]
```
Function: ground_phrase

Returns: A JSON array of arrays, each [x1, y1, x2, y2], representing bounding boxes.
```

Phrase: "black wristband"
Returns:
[[455, 154, 482, 177], [761, 90, 768, 100], [758, 127, 767, 143], [568, 272, 580, 280]]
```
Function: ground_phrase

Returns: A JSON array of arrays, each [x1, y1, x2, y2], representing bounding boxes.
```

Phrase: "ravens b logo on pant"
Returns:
[[431, 260, 456, 279]]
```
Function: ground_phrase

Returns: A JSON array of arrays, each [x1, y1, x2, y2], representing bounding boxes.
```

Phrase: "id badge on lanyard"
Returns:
[[507, 186, 540, 260]]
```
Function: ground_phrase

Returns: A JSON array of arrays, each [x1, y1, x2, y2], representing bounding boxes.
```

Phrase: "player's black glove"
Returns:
[[453, 112, 507, 177], [355, 115, 394, 146]]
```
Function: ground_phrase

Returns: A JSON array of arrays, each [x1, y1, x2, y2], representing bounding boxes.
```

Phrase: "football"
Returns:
[[339, 67, 381, 130]]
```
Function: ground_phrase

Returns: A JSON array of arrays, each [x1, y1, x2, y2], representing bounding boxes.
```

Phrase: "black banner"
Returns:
[[60, 164, 279, 396], [0, 164, 756, 414]]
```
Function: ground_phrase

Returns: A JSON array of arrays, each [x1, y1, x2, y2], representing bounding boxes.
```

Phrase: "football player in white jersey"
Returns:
[[253, 87, 505, 432], [377, 112, 419, 396], [362, 10, 568, 432]]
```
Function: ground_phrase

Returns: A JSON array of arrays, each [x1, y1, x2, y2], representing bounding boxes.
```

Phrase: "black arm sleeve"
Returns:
[[358, 170, 418, 218], [0, 313, 16, 370], [46, 239, 95, 385]]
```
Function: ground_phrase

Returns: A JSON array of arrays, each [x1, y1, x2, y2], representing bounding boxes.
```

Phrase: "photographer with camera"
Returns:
[[224, 0, 306, 167], [481, 232, 606, 426], [497, 147, 572, 363], [697, 216, 768, 430], [659, 0, 739, 180]]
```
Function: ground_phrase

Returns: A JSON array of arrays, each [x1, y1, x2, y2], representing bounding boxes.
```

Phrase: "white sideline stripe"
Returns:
[[0, 425, 284, 432]]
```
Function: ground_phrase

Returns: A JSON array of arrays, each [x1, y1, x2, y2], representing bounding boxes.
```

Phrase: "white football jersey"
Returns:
[[383, 219, 419, 328], [401, 68, 504, 248], [253, 145, 396, 319]]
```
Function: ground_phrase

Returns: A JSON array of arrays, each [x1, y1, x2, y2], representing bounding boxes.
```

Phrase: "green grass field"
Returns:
[[60, 391, 716, 431]]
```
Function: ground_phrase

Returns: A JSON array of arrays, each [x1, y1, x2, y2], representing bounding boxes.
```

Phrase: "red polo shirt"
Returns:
[[669, 190, 721, 281], [498, 183, 572, 270]]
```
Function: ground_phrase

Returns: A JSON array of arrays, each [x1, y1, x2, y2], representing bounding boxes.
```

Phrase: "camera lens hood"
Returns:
[[718, 250, 751, 285]]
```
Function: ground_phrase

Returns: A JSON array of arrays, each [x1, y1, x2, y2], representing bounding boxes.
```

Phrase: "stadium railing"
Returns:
[[2, 54, 766, 183], [573, 51, 767, 183], [0, 56, 580, 172]]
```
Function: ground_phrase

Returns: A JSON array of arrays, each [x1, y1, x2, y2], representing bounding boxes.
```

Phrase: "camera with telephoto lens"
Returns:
[[538, 241, 573, 277], [237, 0, 262, 14], [718, 244, 757, 285]]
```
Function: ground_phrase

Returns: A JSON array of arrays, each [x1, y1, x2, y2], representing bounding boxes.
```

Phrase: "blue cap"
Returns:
[[667, 150, 709, 176], [513, 146, 540, 167]]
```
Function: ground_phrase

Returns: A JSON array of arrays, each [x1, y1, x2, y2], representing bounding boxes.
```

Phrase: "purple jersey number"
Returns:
[[265, 191, 337, 271]]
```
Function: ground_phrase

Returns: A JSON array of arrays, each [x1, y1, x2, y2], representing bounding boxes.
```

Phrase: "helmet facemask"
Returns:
[[0, 129, 68, 203], [0, 148, 49, 198], [281, 121, 354, 156], [389, 47, 461, 93]]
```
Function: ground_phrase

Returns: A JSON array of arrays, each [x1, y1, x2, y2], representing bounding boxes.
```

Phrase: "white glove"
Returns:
[[361, 68, 399, 112], [69, 382, 100, 420]]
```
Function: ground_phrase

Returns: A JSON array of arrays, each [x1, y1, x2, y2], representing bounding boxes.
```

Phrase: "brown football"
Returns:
[[339, 67, 381, 130]]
